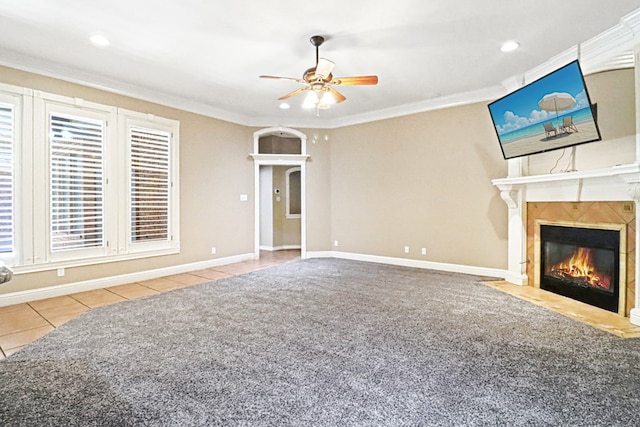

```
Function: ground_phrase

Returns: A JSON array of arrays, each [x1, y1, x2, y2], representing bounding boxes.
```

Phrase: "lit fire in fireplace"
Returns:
[[545, 247, 611, 290]]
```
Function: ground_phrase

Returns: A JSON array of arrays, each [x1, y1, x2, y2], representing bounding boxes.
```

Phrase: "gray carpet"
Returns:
[[1, 258, 640, 426]]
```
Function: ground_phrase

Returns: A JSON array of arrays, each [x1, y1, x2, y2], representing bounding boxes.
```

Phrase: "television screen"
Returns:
[[488, 60, 601, 160]]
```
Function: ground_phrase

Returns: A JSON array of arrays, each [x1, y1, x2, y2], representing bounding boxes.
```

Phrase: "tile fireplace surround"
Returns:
[[493, 162, 640, 326]]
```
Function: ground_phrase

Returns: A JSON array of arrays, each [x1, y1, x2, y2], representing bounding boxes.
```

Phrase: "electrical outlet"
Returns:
[[404, 246, 410, 254], [421, 248, 427, 255], [57, 268, 65, 277], [334, 240, 339, 247], [211, 247, 216, 255]]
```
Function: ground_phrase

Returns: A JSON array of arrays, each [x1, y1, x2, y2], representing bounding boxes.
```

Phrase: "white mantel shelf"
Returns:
[[492, 163, 640, 208], [492, 163, 640, 186]]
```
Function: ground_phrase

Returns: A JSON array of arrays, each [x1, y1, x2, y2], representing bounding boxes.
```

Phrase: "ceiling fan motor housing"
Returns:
[[303, 67, 332, 84], [309, 35, 325, 47]]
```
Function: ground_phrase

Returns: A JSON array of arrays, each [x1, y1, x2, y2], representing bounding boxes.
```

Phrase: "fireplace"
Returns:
[[492, 164, 640, 324], [535, 221, 626, 315]]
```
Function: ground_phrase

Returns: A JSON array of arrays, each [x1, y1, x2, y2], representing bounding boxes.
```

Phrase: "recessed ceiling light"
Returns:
[[279, 102, 290, 110], [89, 33, 110, 48], [501, 41, 520, 52]]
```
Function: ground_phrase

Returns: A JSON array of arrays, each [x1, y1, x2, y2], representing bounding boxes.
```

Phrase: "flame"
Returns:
[[546, 247, 611, 290]]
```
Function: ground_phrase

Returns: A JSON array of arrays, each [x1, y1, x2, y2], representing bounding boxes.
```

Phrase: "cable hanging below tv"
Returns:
[[488, 60, 601, 160]]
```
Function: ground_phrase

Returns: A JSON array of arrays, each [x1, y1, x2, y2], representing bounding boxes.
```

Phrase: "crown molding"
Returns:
[[504, 9, 640, 91], [0, 47, 252, 126], [327, 85, 506, 129]]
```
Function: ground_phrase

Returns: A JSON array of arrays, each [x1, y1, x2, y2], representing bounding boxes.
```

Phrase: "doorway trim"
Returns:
[[251, 127, 309, 260]]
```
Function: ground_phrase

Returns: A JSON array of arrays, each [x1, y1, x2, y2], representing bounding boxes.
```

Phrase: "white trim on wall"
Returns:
[[259, 245, 302, 251], [306, 251, 507, 279], [0, 250, 505, 308], [252, 127, 309, 261], [0, 253, 254, 307]]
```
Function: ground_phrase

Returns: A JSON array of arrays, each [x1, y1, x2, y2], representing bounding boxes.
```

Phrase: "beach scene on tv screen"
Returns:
[[489, 61, 600, 159]]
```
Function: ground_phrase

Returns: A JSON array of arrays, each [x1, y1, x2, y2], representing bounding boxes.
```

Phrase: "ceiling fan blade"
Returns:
[[277, 87, 308, 101], [259, 75, 305, 83], [331, 75, 379, 86], [328, 88, 346, 103], [315, 58, 335, 80]]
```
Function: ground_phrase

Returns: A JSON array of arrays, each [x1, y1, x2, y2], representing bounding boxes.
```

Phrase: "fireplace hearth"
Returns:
[[535, 221, 626, 315]]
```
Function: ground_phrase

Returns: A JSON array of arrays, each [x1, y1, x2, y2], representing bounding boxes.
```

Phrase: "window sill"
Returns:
[[12, 247, 180, 275]]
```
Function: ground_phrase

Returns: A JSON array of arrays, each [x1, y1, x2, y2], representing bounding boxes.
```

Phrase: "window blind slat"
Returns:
[[50, 113, 104, 252], [0, 104, 14, 253], [130, 126, 170, 242]]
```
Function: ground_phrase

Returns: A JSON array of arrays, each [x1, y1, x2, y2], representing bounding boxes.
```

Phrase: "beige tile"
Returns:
[[165, 281, 198, 290], [0, 303, 38, 317], [3, 345, 25, 357], [213, 262, 264, 275], [138, 277, 184, 292], [189, 269, 232, 281], [107, 283, 159, 300], [28, 295, 80, 311], [484, 281, 640, 338], [0, 304, 50, 337], [210, 262, 251, 273], [70, 289, 126, 308], [0, 325, 55, 351], [37, 303, 90, 327], [164, 273, 209, 286], [208, 251, 298, 275]]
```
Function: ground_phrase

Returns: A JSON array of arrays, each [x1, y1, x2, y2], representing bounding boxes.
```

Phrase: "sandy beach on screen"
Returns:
[[501, 121, 600, 158]]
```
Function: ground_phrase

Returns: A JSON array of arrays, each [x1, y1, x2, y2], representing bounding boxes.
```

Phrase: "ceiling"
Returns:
[[1, 1, 639, 128]]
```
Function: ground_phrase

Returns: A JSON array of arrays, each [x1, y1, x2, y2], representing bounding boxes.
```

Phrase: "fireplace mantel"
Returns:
[[493, 163, 640, 205], [492, 162, 640, 326]]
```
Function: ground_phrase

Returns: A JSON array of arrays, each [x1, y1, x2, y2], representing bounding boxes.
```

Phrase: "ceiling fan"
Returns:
[[259, 35, 378, 110]]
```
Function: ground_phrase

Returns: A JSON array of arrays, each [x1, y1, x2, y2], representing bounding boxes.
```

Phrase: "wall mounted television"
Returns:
[[488, 60, 601, 160]]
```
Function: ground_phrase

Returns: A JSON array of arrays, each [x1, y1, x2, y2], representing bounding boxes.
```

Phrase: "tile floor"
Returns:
[[485, 280, 640, 338], [0, 250, 300, 359]]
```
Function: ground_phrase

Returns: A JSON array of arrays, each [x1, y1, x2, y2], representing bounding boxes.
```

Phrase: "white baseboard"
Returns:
[[503, 271, 527, 286], [259, 245, 302, 251], [306, 251, 507, 279], [0, 253, 254, 307], [1, 250, 507, 308]]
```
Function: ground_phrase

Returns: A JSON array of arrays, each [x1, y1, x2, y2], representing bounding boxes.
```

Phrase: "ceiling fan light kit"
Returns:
[[260, 35, 378, 113], [302, 89, 336, 110]]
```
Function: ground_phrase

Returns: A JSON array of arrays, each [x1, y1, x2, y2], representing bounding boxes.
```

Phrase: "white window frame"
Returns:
[[119, 109, 180, 255], [33, 93, 117, 264], [0, 83, 31, 268], [0, 86, 180, 274]]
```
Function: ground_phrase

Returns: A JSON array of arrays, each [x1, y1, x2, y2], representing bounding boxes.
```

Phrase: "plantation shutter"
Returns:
[[129, 126, 170, 242], [0, 103, 14, 253], [50, 113, 104, 251]]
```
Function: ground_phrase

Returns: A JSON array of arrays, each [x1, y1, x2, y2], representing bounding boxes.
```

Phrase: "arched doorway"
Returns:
[[251, 127, 309, 260]]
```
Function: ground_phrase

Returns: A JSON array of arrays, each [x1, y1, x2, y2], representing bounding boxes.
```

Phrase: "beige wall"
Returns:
[[0, 65, 633, 295], [326, 69, 636, 270], [329, 103, 509, 268], [301, 129, 333, 252]]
